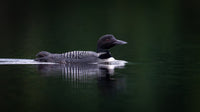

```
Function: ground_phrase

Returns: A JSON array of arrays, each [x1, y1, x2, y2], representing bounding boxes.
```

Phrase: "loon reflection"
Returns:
[[37, 60, 127, 81], [36, 61, 127, 95]]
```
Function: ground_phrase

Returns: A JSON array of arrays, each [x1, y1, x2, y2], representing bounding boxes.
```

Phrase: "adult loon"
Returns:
[[35, 34, 127, 64]]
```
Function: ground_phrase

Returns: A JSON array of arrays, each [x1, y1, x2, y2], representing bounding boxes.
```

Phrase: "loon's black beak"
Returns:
[[114, 39, 127, 45]]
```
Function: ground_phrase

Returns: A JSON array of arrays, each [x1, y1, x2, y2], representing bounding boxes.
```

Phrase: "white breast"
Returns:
[[99, 57, 115, 63], [98, 57, 127, 65]]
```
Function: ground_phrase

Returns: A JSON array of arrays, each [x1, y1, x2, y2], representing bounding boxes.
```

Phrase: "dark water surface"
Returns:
[[0, 0, 200, 112]]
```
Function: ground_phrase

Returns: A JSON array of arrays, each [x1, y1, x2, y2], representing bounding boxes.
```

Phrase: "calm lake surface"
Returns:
[[0, 0, 200, 112]]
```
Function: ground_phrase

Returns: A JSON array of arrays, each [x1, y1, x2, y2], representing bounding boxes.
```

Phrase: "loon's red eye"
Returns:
[[106, 39, 110, 41]]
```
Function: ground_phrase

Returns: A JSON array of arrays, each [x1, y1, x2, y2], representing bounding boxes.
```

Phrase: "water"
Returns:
[[0, 0, 200, 112], [1, 50, 200, 112]]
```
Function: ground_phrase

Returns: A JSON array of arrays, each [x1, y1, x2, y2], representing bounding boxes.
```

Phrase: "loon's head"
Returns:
[[97, 34, 127, 59]]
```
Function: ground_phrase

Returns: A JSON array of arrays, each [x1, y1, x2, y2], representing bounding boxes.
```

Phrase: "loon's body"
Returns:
[[36, 51, 100, 63], [35, 34, 127, 64]]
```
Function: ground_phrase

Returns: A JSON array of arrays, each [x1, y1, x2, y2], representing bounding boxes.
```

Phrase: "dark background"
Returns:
[[0, 0, 199, 60]]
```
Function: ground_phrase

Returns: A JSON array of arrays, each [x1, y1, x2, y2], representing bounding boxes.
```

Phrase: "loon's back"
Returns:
[[35, 51, 99, 64]]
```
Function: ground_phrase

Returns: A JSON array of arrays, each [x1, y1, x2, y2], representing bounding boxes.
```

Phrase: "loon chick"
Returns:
[[35, 34, 127, 63]]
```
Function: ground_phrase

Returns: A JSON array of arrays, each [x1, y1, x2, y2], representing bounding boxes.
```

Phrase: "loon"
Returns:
[[35, 34, 127, 64]]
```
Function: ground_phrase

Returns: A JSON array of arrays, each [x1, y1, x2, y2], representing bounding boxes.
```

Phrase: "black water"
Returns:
[[0, 0, 200, 112]]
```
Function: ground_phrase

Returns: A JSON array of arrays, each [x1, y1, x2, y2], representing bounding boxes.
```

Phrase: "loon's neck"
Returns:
[[97, 48, 112, 59]]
